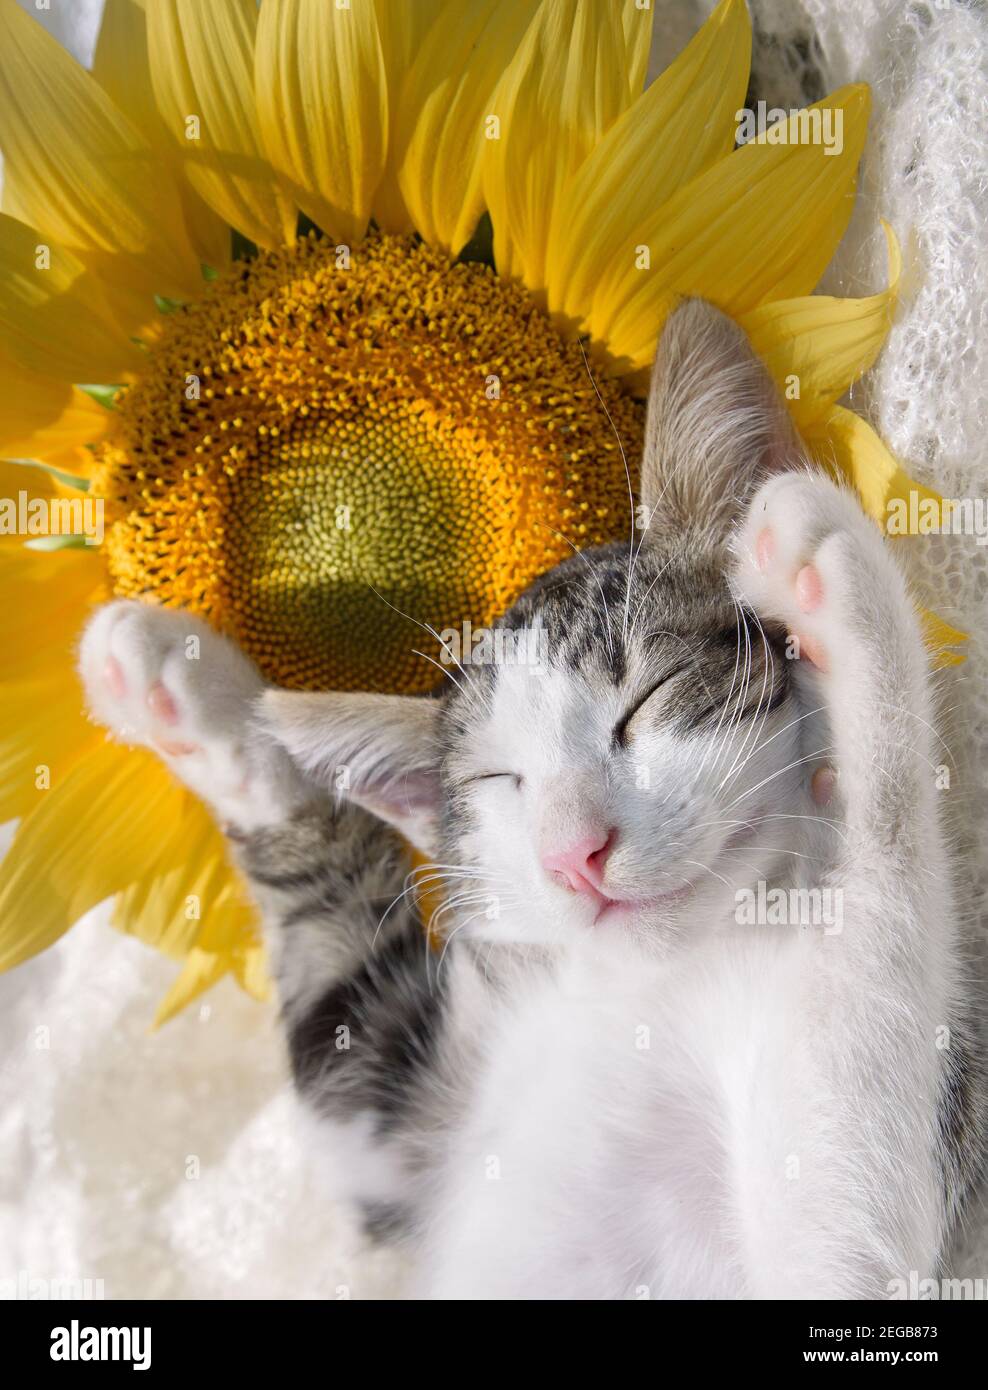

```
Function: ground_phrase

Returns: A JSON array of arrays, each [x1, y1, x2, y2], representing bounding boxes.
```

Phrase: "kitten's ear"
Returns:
[[259, 689, 442, 856], [639, 298, 804, 545]]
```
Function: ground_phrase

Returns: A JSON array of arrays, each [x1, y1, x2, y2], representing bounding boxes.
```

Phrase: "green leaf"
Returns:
[[25, 534, 93, 552], [154, 294, 186, 315], [2, 457, 90, 492], [77, 383, 123, 410]]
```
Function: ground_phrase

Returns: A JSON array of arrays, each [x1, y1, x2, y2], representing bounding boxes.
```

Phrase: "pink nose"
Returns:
[[542, 830, 615, 897]]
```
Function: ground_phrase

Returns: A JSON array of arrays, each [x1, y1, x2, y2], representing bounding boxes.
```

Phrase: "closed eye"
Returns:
[[616, 616, 791, 743], [612, 662, 692, 747], [460, 771, 524, 790]]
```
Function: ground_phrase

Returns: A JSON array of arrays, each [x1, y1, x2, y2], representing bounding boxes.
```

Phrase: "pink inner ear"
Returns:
[[371, 770, 438, 812]]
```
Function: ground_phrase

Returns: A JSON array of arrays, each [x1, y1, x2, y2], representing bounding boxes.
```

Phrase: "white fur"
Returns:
[[78, 473, 961, 1299], [412, 473, 958, 1298]]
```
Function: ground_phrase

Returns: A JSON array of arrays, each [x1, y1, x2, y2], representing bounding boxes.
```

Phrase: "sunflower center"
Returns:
[[96, 233, 644, 693]]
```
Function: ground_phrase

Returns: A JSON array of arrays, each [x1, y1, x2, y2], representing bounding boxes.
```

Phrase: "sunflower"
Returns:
[[0, 0, 962, 1024]]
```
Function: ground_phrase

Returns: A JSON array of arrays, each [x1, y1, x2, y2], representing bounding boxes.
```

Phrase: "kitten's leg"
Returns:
[[731, 473, 968, 1298], [79, 601, 444, 1220], [79, 599, 309, 831]]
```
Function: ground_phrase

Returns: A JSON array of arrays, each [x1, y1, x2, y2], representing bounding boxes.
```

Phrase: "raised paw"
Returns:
[[78, 600, 307, 831], [732, 471, 924, 688], [731, 472, 937, 832]]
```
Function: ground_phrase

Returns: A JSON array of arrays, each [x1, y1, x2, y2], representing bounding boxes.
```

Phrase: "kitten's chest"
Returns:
[[426, 931, 799, 1298]]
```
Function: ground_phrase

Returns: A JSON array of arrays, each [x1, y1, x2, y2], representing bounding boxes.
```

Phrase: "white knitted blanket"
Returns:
[[1, 0, 985, 1299]]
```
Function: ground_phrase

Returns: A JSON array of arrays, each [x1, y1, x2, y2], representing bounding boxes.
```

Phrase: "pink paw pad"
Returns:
[[104, 656, 127, 699], [152, 734, 200, 757], [755, 527, 775, 571], [795, 564, 824, 614], [797, 633, 829, 673], [147, 680, 180, 725], [810, 764, 838, 807]]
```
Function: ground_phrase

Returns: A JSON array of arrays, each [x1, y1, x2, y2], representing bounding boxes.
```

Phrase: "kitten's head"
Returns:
[[265, 301, 809, 951]]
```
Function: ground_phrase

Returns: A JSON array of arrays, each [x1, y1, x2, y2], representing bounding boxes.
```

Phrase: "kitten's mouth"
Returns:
[[579, 815, 772, 926], [593, 884, 694, 925]]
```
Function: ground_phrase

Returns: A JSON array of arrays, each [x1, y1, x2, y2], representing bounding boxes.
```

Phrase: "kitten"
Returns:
[[79, 299, 982, 1299]]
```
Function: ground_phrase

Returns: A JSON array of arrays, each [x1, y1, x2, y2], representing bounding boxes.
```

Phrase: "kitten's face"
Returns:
[[265, 299, 812, 952], [438, 536, 802, 950]]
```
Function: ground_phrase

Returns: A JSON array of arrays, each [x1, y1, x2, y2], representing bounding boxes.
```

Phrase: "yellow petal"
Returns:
[[547, 0, 750, 326], [152, 923, 266, 1030], [0, 535, 103, 676], [106, 795, 267, 1025], [409, 848, 445, 948], [0, 676, 101, 823], [0, 353, 106, 473], [592, 85, 871, 372], [231, 935, 271, 1003], [0, 214, 147, 380], [0, 508, 106, 822], [152, 948, 232, 1026], [804, 403, 928, 524], [111, 794, 245, 960], [371, 0, 445, 233], [255, 0, 388, 246], [394, 0, 538, 254], [0, 459, 56, 549], [0, 742, 190, 972], [147, 0, 296, 251], [484, 0, 646, 293], [740, 222, 901, 427], [91, 0, 159, 142], [806, 407, 966, 667], [0, 0, 201, 297], [152, 885, 268, 1026], [92, 0, 232, 272], [622, 0, 654, 99], [920, 610, 968, 669]]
